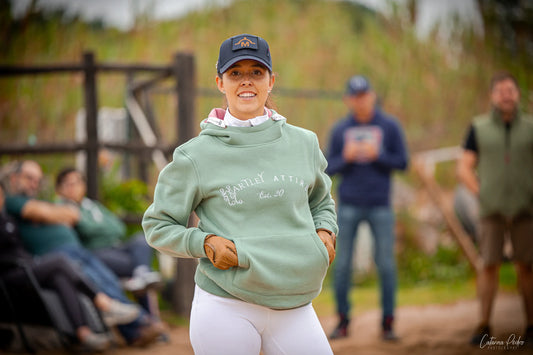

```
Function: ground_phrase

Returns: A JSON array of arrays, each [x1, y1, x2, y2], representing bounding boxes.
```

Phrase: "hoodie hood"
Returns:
[[199, 108, 287, 146]]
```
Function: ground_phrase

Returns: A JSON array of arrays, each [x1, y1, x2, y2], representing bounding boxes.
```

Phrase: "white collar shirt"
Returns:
[[223, 109, 269, 127]]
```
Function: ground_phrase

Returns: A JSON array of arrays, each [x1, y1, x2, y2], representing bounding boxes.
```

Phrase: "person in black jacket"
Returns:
[[0, 181, 139, 352]]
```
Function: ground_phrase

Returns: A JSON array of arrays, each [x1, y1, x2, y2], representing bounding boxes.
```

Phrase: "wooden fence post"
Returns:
[[175, 53, 196, 145], [412, 157, 481, 272], [171, 52, 198, 318], [83, 51, 99, 200]]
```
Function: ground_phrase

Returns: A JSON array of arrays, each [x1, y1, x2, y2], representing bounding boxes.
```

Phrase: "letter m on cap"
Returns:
[[232, 36, 258, 51]]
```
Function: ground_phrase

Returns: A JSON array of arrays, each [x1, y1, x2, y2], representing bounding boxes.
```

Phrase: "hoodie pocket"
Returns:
[[231, 232, 329, 297]]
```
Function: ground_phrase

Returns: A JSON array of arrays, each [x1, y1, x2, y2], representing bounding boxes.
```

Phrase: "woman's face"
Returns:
[[216, 59, 275, 120], [57, 171, 86, 203]]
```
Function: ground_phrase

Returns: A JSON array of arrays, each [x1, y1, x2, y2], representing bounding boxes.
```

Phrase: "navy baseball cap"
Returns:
[[345, 75, 372, 95], [217, 34, 272, 74]]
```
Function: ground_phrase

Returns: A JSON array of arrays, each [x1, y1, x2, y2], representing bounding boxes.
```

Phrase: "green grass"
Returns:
[[158, 263, 519, 327], [160, 262, 520, 325], [313, 281, 476, 318], [155, 252, 519, 327], [313, 262, 518, 318]]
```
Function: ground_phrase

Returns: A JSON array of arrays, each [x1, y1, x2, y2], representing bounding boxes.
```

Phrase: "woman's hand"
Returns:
[[317, 229, 336, 265], [204, 235, 238, 270]]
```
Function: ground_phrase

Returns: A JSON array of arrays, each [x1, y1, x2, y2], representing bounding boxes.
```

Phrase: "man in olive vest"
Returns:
[[457, 71, 533, 347]]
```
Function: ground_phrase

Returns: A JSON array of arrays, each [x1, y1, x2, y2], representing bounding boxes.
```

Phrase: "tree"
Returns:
[[477, 0, 533, 59]]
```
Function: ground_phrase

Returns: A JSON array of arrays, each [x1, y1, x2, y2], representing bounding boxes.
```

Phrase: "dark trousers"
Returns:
[[2, 253, 98, 330]]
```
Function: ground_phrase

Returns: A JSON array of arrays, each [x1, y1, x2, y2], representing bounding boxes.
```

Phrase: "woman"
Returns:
[[143, 33, 338, 355], [0, 181, 139, 352]]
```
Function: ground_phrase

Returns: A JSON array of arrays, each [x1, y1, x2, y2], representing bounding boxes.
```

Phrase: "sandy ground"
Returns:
[[3, 293, 529, 355], [103, 292, 529, 355]]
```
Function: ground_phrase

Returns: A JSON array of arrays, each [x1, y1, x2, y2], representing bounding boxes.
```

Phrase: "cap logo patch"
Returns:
[[233, 36, 258, 51]]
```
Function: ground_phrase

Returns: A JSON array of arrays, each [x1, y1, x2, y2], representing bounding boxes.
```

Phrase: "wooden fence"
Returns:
[[0, 51, 198, 317], [0, 51, 196, 199]]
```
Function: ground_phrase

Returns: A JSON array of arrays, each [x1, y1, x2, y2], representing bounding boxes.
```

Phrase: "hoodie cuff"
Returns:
[[189, 229, 211, 258], [315, 221, 339, 236]]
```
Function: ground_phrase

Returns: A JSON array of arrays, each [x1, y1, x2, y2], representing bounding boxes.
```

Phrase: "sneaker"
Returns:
[[102, 300, 140, 326], [382, 316, 399, 341], [133, 265, 163, 290], [122, 276, 148, 294], [329, 314, 350, 339], [141, 271, 163, 290], [470, 324, 491, 346], [382, 329, 399, 341], [80, 332, 111, 352]]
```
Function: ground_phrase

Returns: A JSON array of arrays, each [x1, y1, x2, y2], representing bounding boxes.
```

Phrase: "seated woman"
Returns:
[[0, 181, 139, 352]]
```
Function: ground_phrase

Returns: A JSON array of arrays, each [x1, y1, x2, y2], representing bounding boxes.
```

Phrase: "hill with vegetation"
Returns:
[[2, 0, 531, 154]]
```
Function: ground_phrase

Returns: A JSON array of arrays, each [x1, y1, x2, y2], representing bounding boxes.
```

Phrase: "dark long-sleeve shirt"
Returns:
[[326, 109, 408, 207]]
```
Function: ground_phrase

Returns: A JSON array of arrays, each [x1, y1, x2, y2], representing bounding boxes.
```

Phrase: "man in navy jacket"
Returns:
[[326, 75, 408, 341]]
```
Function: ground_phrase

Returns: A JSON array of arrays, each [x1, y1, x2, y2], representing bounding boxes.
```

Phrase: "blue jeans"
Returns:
[[333, 203, 397, 323], [55, 245, 126, 302]]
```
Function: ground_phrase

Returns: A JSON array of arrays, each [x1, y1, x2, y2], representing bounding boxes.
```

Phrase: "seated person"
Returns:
[[55, 168, 162, 314], [0, 181, 139, 352], [3, 161, 166, 347]]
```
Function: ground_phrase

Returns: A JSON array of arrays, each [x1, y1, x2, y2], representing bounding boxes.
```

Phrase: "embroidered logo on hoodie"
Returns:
[[219, 171, 310, 206]]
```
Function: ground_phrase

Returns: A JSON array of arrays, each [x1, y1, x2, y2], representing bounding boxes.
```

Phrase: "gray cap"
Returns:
[[345, 75, 372, 95]]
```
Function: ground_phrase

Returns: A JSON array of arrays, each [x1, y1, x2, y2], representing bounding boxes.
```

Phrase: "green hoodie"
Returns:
[[142, 108, 338, 309]]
